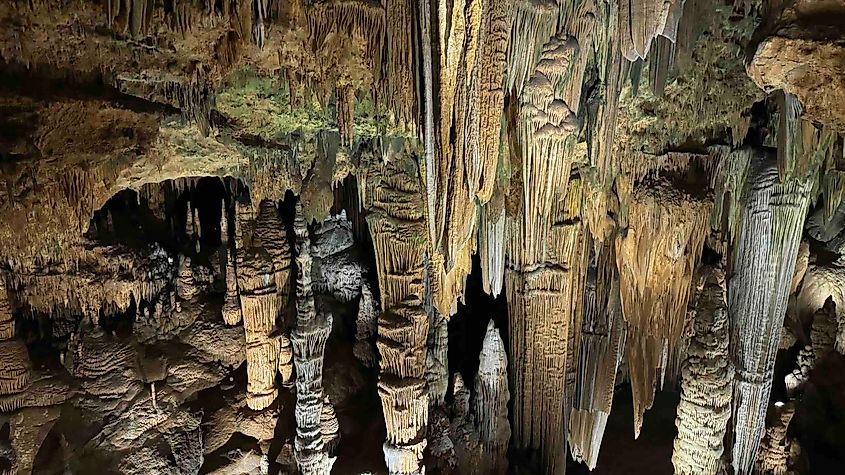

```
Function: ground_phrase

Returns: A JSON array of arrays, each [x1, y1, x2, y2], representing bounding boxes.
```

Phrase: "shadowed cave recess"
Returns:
[[1, 0, 845, 474]]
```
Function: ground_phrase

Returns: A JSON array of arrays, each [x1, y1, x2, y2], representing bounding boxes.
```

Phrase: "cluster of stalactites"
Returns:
[[291, 201, 335, 475], [614, 177, 712, 437], [729, 152, 812, 475], [568, 244, 626, 470], [617, 0, 686, 61], [672, 267, 732, 475]]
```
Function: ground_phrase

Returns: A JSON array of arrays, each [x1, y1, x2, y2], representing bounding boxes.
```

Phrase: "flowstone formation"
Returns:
[[1, 0, 845, 474]]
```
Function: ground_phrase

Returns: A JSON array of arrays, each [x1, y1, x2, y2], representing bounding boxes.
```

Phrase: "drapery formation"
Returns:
[[729, 151, 812, 475]]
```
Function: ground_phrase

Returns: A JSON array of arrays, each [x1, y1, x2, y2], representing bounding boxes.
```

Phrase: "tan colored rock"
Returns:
[[569, 245, 626, 470], [473, 320, 510, 475], [364, 150, 429, 475], [615, 178, 712, 437], [0, 341, 31, 397], [748, 37, 845, 134], [755, 402, 799, 475], [672, 268, 732, 475]]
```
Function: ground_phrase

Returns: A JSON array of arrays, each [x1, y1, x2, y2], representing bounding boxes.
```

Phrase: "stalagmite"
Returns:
[[798, 265, 845, 354], [236, 200, 282, 411], [320, 396, 340, 456], [0, 340, 31, 397], [0, 277, 14, 341], [729, 151, 812, 475], [364, 151, 429, 475], [810, 298, 837, 364], [672, 268, 732, 475], [176, 255, 198, 302], [568, 245, 626, 469], [0, 277, 31, 398], [354, 281, 378, 367], [755, 402, 799, 475], [254, 200, 293, 309], [615, 178, 712, 437], [291, 201, 335, 474], [473, 320, 510, 475]]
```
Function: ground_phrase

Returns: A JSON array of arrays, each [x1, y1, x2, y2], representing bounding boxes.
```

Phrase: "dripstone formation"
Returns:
[[0, 1, 844, 474]]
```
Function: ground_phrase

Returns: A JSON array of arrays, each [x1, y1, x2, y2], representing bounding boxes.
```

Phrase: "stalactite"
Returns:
[[384, 0, 419, 131], [476, 0, 515, 203], [222, 247, 243, 325], [506, 0, 559, 96], [473, 320, 510, 475], [568, 244, 626, 469], [479, 200, 506, 298], [672, 267, 732, 475], [618, 0, 686, 61], [730, 151, 812, 475], [615, 177, 712, 437], [364, 150, 429, 475], [291, 201, 335, 474], [424, 252, 449, 407]]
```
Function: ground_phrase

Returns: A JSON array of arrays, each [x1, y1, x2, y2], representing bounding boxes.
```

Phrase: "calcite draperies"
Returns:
[[615, 178, 712, 437], [505, 31, 588, 475], [729, 151, 812, 475], [568, 244, 626, 469]]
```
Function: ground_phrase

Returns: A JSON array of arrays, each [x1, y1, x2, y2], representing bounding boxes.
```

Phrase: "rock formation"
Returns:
[[568, 245, 626, 469], [291, 201, 335, 474], [0, 0, 843, 473], [473, 320, 511, 475], [730, 151, 812, 475], [616, 177, 712, 436], [672, 268, 732, 475]]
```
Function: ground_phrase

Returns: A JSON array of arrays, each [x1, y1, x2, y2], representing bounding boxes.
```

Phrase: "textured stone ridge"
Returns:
[[730, 151, 812, 475], [672, 268, 732, 475]]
